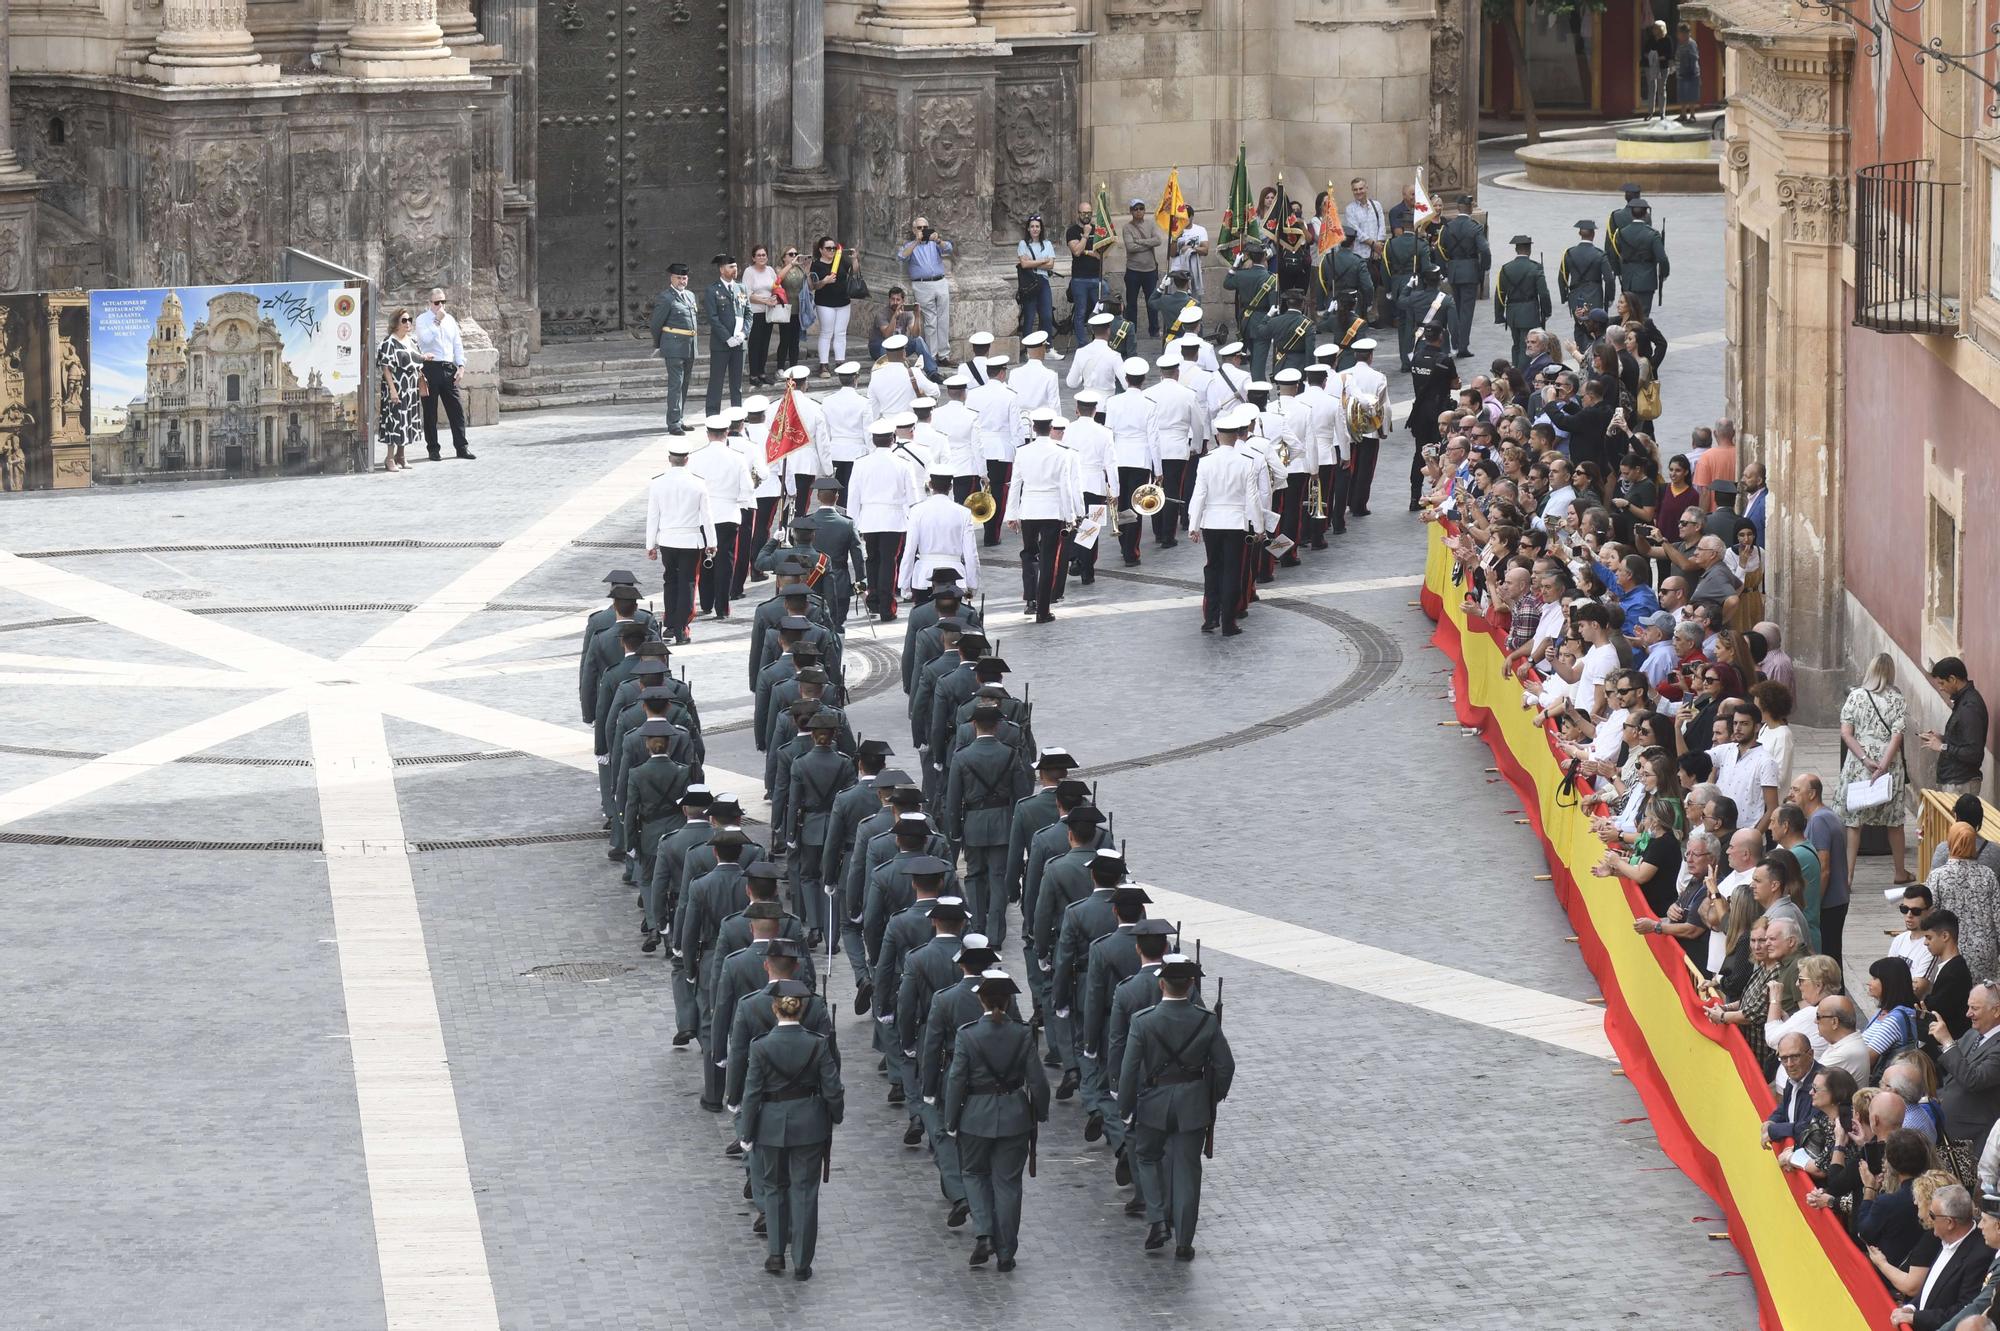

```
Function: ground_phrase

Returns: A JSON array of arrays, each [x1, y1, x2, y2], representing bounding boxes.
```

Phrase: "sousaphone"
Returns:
[[963, 477, 997, 524]]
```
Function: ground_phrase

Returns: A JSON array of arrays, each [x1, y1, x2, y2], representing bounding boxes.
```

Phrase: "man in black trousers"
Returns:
[[413, 287, 475, 460]]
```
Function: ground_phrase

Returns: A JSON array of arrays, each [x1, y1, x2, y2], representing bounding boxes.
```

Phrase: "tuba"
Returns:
[[1131, 482, 1167, 517], [963, 476, 997, 525]]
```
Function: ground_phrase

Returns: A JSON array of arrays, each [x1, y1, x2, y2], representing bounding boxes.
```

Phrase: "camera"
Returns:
[[921, 226, 936, 241]]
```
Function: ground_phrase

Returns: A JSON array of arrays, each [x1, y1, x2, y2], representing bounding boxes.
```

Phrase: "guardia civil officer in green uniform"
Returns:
[[808, 477, 866, 632], [1102, 918, 1178, 1211], [1383, 219, 1440, 373], [753, 514, 826, 581], [1053, 851, 1133, 1141], [1493, 234, 1552, 369], [1558, 218, 1616, 348], [1435, 193, 1490, 358], [1116, 953, 1234, 1261], [621, 719, 692, 885], [649, 262, 698, 433], [900, 574, 981, 695], [736, 979, 844, 1280], [785, 712, 856, 947], [1613, 199, 1670, 317], [999, 747, 1078, 947], [1248, 289, 1311, 380], [1314, 231, 1375, 331], [944, 700, 1033, 936], [1606, 182, 1643, 258], [919, 935, 1005, 1230], [944, 969, 1050, 1272], [579, 573, 659, 722], [1223, 244, 1278, 344]]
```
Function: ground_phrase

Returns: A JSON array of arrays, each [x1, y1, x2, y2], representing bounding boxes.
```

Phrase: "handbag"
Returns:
[[766, 283, 792, 325], [847, 266, 870, 301], [1636, 378, 1662, 421]]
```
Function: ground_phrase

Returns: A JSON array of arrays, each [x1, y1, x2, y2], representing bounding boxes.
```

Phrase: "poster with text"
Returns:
[[88, 280, 364, 481]]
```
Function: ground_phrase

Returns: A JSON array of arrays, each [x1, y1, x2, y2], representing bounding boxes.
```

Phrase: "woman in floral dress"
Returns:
[[375, 307, 422, 471], [1833, 652, 1911, 884]]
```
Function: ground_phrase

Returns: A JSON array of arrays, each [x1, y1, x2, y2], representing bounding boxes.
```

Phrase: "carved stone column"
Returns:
[[858, 0, 994, 46], [326, 0, 472, 77], [1427, 0, 1479, 200], [972, 0, 1074, 39], [437, 0, 503, 61], [772, 0, 841, 257], [144, 0, 281, 85], [0, 0, 40, 290]]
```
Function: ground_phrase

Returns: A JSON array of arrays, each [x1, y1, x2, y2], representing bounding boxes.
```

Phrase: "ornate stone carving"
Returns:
[[495, 222, 522, 297], [190, 138, 266, 284], [290, 149, 345, 247], [857, 94, 900, 247], [1776, 171, 1846, 244], [1741, 55, 1832, 128], [136, 140, 183, 288], [993, 89, 1056, 239], [1428, 0, 1473, 195], [915, 94, 978, 193], [385, 134, 458, 291], [1726, 138, 1751, 175], [1104, 0, 1201, 30], [0, 226, 22, 291]]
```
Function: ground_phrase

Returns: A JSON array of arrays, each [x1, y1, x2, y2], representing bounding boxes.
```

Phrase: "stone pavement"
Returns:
[[0, 153, 1774, 1330]]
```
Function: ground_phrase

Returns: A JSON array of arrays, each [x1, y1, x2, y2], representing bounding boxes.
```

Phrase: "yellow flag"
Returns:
[[1156, 168, 1187, 242]]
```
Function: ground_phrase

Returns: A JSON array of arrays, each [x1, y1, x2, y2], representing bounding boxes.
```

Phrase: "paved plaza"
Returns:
[[0, 158, 1776, 1328]]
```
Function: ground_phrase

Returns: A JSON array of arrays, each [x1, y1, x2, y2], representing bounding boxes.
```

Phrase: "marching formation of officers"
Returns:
[[575, 549, 1235, 1280]]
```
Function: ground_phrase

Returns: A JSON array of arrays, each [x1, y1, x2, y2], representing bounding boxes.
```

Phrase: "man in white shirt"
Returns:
[[1063, 390, 1119, 586], [910, 397, 952, 472], [411, 287, 474, 460], [1172, 308, 1220, 372], [644, 440, 718, 642], [1174, 336, 1215, 410], [1300, 363, 1345, 549], [867, 334, 937, 420], [1011, 331, 1062, 426], [687, 416, 756, 624], [848, 421, 921, 621], [821, 361, 871, 491], [899, 465, 981, 602], [730, 403, 781, 602], [1536, 455, 1579, 532], [1187, 405, 1262, 636], [1205, 342, 1253, 421], [1709, 702, 1781, 834], [889, 411, 932, 486], [1168, 208, 1210, 299], [1007, 409, 1084, 621], [963, 331, 994, 386], [1563, 601, 1621, 717], [931, 373, 984, 504], [1340, 339, 1390, 518], [1102, 357, 1161, 566], [1065, 312, 1124, 399], [1145, 354, 1209, 550], [967, 357, 1022, 547]]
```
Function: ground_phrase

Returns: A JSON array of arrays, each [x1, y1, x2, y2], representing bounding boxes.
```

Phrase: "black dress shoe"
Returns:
[[744, 1178, 754, 1199], [1352, 507, 1372, 517], [763, 1254, 785, 1274], [427, 450, 442, 461], [1122, 556, 1141, 566], [851, 980, 875, 1015], [1055, 1069, 1078, 1100], [700, 1100, 722, 1113], [947, 1199, 971, 1228], [456, 449, 477, 460], [1308, 540, 1329, 551], [640, 931, 660, 953], [672, 1030, 694, 1047], [1408, 499, 1423, 512], [995, 1256, 1016, 1272], [1035, 612, 1054, 624], [888, 1084, 906, 1106], [903, 1120, 925, 1145], [1042, 1052, 1061, 1068], [1221, 624, 1244, 637], [1174, 1245, 1196, 1262], [1145, 1222, 1170, 1250], [752, 1213, 766, 1235], [805, 929, 822, 951], [605, 848, 622, 862], [1115, 1148, 1131, 1186], [1200, 621, 1216, 633], [725, 1140, 745, 1157], [1084, 1112, 1104, 1142], [969, 1235, 991, 1265], [1124, 1196, 1146, 1216], [793, 1266, 812, 1281]]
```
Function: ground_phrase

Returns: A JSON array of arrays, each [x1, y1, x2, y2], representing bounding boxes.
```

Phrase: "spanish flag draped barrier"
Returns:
[[1422, 521, 1892, 1331]]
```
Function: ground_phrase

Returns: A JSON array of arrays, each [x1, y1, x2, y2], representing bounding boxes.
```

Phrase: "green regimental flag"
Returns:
[[1090, 183, 1117, 256], [1217, 144, 1264, 253]]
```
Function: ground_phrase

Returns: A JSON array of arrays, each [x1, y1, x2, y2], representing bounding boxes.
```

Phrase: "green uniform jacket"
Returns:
[[1607, 205, 1638, 258], [900, 600, 983, 694], [810, 508, 867, 587], [1383, 232, 1439, 293], [1315, 247, 1375, 312], [578, 607, 659, 721], [786, 746, 856, 847], [842, 807, 898, 933], [871, 901, 936, 1020], [1004, 787, 1062, 905], [650, 286, 699, 363], [927, 663, 981, 768], [1051, 888, 1121, 1013], [1022, 829, 1110, 951], [1105, 964, 1203, 1077], [945, 735, 1032, 848], [896, 932, 966, 1051], [1613, 221, 1670, 295], [1436, 214, 1490, 285], [649, 817, 712, 920], [727, 985, 838, 1107], [1116, 998, 1235, 1131], [747, 590, 837, 691], [623, 755, 692, 864], [864, 851, 961, 963], [1031, 850, 1098, 958], [676, 861, 749, 995], [1082, 927, 1144, 1055], [736, 1023, 844, 1147], [1494, 256, 1552, 330], [712, 913, 817, 993], [944, 1014, 1051, 1138], [1558, 241, 1615, 315], [1223, 264, 1277, 322], [921, 977, 1025, 1100]]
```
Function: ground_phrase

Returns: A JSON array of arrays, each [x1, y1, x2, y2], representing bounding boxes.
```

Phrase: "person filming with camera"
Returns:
[[898, 216, 957, 368]]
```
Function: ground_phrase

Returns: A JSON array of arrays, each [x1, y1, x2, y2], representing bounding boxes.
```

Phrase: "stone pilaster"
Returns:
[[973, 0, 1074, 40], [437, 0, 504, 62], [325, 0, 471, 77], [144, 0, 281, 86], [1427, 0, 1479, 200], [0, 0, 41, 291], [857, 0, 994, 46]]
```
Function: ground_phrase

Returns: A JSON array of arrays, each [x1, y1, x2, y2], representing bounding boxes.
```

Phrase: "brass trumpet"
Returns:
[[963, 476, 997, 525], [1306, 473, 1328, 520]]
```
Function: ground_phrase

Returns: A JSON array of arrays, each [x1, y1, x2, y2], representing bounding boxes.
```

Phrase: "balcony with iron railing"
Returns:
[[1854, 160, 1962, 336]]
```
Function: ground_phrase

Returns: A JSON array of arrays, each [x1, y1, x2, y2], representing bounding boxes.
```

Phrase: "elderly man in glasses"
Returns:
[[412, 287, 474, 461]]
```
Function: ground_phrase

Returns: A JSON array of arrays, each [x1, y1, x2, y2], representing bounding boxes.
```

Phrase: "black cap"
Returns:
[[975, 683, 1009, 699], [890, 790, 926, 810], [876, 768, 914, 787], [1574, 219, 1596, 232], [1036, 748, 1079, 771], [814, 477, 844, 494], [792, 644, 821, 662], [930, 567, 964, 585], [681, 786, 713, 807], [637, 718, 679, 737], [1629, 201, 1651, 216], [806, 713, 843, 732], [769, 977, 812, 998], [765, 938, 807, 959], [1089, 849, 1127, 883], [709, 828, 751, 849], [976, 971, 1021, 998], [858, 738, 894, 758], [712, 252, 737, 265], [743, 900, 783, 919], [789, 514, 820, 533], [667, 262, 689, 276], [1510, 234, 1532, 246], [1054, 778, 1091, 802], [634, 657, 670, 676], [779, 614, 812, 632], [744, 861, 784, 882], [974, 656, 1010, 675], [638, 686, 675, 701], [1132, 919, 1175, 937], [907, 854, 952, 877], [794, 666, 828, 685], [1457, 193, 1474, 206], [955, 944, 999, 969], [1110, 885, 1152, 908], [1622, 182, 1642, 197], [710, 794, 743, 815], [781, 587, 811, 603], [607, 584, 640, 600], [894, 809, 930, 828], [603, 567, 638, 585], [1063, 806, 1107, 829], [971, 702, 1003, 724], [925, 897, 969, 922], [1159, 955, 1203, 982]]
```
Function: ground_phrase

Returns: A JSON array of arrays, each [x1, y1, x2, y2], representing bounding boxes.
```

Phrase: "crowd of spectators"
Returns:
[[1422, 401, 2000, 1326]]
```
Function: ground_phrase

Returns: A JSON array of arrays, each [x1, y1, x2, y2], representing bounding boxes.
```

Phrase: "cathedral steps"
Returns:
[[501, 338, 674, 412]]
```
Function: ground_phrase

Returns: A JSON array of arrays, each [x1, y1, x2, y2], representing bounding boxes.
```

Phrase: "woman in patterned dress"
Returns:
[[1833, 652, 1911, 885], [375, 307, 422, 471]]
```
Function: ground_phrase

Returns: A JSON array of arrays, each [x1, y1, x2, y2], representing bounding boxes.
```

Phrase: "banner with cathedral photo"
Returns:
[[87, 280, 364, 483]]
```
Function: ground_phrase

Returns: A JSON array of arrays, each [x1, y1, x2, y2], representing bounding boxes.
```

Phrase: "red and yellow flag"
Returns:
[[1156, 168, 1187, 244], [1317, 180, 1343, 254], [766, 381, 811, 465]]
